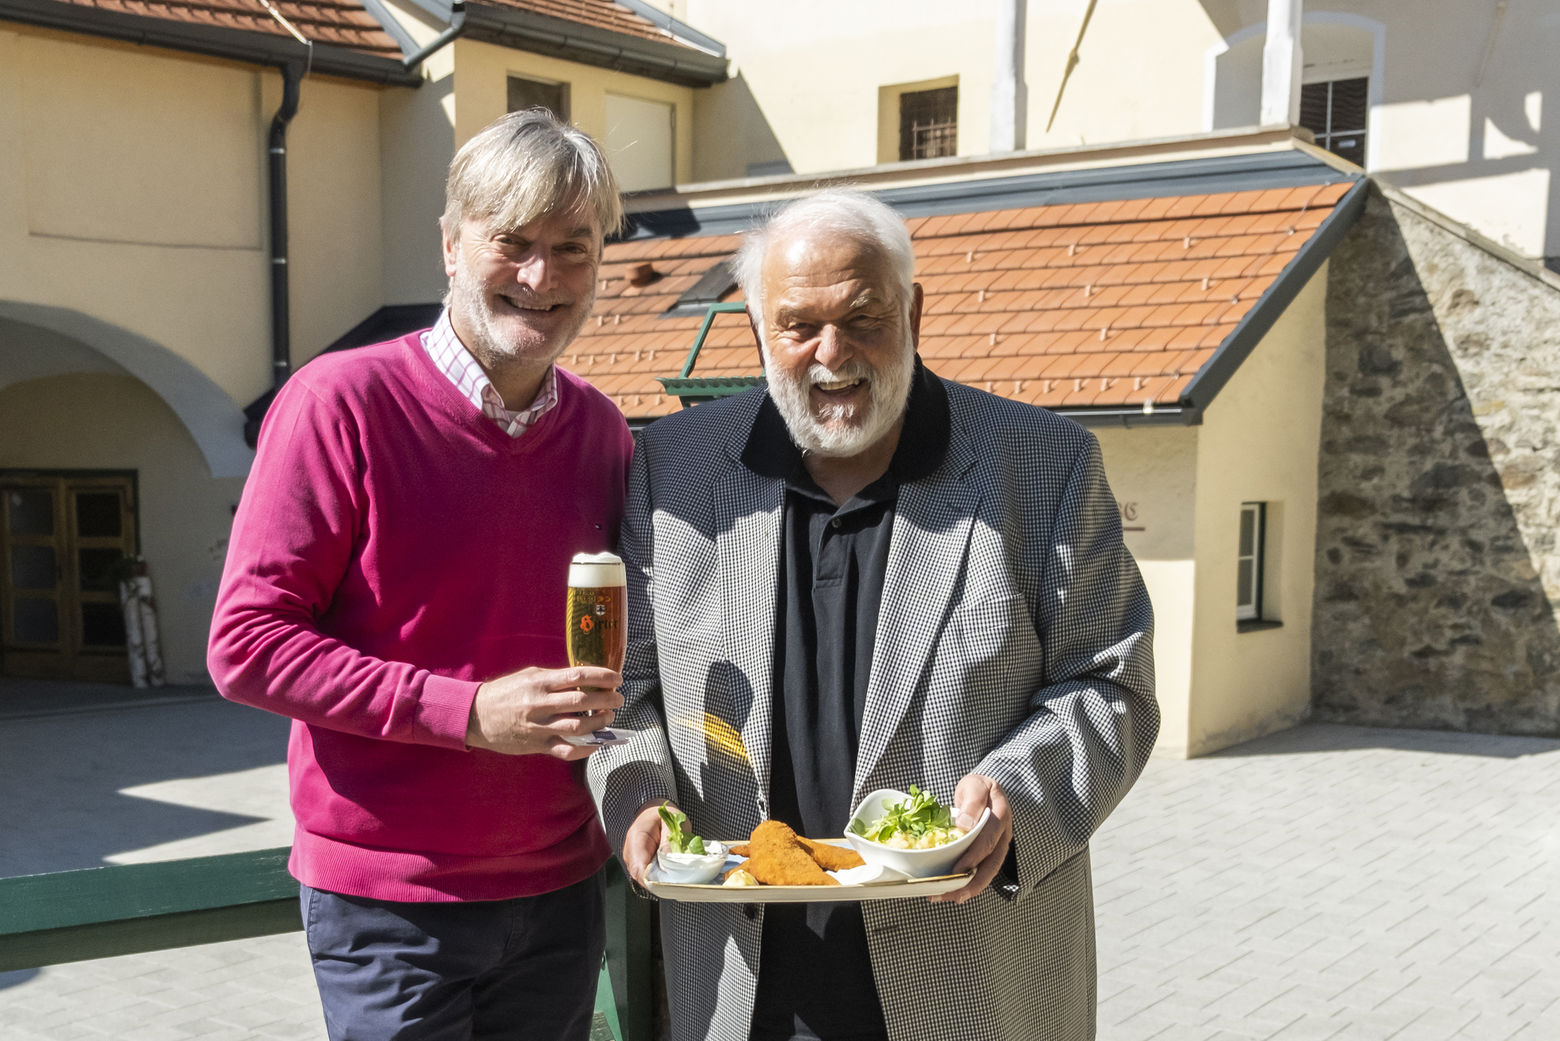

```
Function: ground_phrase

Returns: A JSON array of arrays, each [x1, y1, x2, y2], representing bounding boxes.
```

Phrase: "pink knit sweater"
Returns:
[[208, 331, 634, 901]]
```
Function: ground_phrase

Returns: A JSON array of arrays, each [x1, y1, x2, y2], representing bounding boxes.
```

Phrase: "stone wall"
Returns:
[[1313, 187, 1560, 735]]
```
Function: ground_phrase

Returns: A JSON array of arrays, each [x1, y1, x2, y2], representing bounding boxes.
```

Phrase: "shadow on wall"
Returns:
[[1312, 187, 1560, 736], [692, 72, 790, 182]]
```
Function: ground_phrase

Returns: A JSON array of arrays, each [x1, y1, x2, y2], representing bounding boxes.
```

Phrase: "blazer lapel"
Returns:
[[854, 445, 982, 796]]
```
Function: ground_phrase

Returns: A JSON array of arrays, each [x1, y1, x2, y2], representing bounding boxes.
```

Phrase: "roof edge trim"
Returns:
[[1178, 176, 1369, 412], [0, 0, 422, 85], [1374, 182, 1560, 293], [618, 149, 1354, 240], [613, 0, 724, 57], [462, 3, 727, 86], [1053, 405, 1199, 428], [356, 0, 422, 58]]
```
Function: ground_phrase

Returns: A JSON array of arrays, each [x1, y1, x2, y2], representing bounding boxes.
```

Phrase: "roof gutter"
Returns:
[[0, 0, 421, 85], [1054, 404, 1199, 428], [460, 3, 727, 87]]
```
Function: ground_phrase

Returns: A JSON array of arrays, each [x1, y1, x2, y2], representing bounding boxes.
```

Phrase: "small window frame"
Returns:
[[1236, 501, 1265, 623], [1299, 77, 1368, 168], [507, 76, 570, 121], [898, 85, 958, 161]]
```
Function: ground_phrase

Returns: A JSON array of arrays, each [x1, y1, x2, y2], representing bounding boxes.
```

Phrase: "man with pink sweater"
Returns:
[[207, 109, 634, 1041]]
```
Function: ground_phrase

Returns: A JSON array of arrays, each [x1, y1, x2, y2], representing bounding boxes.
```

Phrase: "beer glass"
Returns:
[[566, 551, 626, 674]]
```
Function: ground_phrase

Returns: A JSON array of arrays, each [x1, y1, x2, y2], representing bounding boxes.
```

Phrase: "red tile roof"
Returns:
[[48, 0, 402, 58], [41, 0, 690, 61], [562, 179, 1355, 419], [478, 0, 685, 46]]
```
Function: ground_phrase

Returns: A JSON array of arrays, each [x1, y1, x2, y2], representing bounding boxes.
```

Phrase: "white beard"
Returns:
[[763, 344, 915, 458]]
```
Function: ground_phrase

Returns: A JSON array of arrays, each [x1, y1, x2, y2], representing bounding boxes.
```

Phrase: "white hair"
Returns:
[[732, 188, 915, 340]]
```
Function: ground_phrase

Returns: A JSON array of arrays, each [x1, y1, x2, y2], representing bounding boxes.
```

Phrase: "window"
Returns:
[[1299, 77, 1367, 167], [508, 76, 569, 121], [1237, 502, 1267, 624], [899, 86, 958, 161]]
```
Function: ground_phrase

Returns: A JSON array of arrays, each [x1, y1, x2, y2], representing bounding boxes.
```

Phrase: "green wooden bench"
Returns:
[[0, 848, 651, 1041]]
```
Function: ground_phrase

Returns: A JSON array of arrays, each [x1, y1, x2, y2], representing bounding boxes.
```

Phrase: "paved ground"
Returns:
[[2, 680, 1557, 1040]]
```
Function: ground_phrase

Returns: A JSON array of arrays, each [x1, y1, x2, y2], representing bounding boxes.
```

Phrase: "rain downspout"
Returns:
[[258, 3, 464, 400], [258, 0, 312, 393], [989, 0, 1027, 153], [267, 59, 305, 391], [403, 2, 467, 69], [1260, 0, 1303, 126]]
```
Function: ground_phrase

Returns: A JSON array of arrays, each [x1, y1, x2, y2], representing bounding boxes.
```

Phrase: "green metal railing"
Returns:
[[657, 301, 764, 408], [0, 849, 651, 1041]]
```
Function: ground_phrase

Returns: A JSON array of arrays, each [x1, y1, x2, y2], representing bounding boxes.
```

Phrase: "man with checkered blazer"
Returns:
[[588, 188, 1158, 1041]]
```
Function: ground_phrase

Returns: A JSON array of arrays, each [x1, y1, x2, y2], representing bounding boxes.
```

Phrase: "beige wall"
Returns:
[[676, 1, 993, 179], [661, 0, 1555, 259], [1201, 0, 1557, 264], [447, 37, 695, 195], [1095, 423, 1200, 759], [0, 374, 245, 685], [1184, 261, 1328, 757], [665, 0, 1222, 181], [0, 26, 389, 410], [379, 0, 458, 305]]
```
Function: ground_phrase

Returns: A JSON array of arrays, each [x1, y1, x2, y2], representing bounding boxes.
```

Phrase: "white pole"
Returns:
[[1260, 0, 1303, 126], [990, 0, 1028, 152]]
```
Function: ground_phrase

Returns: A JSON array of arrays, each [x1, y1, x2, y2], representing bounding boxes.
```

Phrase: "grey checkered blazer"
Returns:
[[589, 374, 1158, 1041]]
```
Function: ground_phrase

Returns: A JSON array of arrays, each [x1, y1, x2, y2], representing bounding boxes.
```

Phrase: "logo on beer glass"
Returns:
[[566, 552, 626, 673]]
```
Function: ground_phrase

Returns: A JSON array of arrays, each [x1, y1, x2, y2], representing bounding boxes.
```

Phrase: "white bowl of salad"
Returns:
[[844, 786, 989, 879], [654, 804, 728, 884]]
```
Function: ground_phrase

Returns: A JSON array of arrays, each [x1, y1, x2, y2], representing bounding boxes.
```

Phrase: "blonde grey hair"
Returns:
[[733, 188, 915, 342], [440, 108, 624, 239]]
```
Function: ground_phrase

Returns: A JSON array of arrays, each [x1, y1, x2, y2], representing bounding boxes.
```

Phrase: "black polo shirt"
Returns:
[[743, 360, 950, 1041]]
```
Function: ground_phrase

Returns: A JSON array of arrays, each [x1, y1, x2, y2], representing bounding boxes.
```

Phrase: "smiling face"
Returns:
[[441, 209, 601, 397], [757, 228, 921, 459]]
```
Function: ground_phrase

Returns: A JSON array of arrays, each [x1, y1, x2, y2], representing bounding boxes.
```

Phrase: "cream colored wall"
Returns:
[[677, 1, 993, 180], [378, 0, 457, 304], [1094, 424, 1200, 759], [664, 0, 1554, 259], [448, 37, 695, 195], [0, 27, 388, 409], [1201, 0, 1558, 263], [0, 374, 246, 686], [284, 76, 388, 363], [667, 0, 1221, 182], [1184, 261, 1328, 757]]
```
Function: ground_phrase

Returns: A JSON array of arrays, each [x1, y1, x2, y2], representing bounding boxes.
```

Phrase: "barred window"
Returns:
[[1300, 77, 1367, 167], [899, 86, 957, 161]]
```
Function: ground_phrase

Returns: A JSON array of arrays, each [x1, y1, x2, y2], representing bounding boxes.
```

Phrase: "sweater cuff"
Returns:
[[417, 673, 480, 749]]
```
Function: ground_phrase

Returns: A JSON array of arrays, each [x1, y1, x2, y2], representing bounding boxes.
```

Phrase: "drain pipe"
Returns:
[[1260, 0, 1303, 126], [268, 58, 304, 391], [404, 2, 467, 69], [989, 0, 1027, 153]]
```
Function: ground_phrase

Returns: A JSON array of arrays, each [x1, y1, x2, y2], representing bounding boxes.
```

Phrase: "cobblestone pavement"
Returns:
[[2, 686, 1557, 1040]]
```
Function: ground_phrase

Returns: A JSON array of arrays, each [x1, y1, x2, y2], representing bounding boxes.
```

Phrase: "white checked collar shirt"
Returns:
[[421, 309, 559, 438]]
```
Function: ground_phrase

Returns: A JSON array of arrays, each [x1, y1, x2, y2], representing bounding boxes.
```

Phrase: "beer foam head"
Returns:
[[569, 551, 625, 588]]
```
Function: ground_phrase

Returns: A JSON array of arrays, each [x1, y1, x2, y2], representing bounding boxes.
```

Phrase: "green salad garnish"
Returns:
[[849, 786, 956, 844], [658, 803, 707, 855]]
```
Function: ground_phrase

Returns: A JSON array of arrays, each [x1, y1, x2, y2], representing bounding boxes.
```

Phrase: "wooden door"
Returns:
[[1, 473, 136, 682]]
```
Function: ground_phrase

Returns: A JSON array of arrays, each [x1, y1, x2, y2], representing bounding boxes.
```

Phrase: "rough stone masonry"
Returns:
[[1313, 187, 1560, 734]]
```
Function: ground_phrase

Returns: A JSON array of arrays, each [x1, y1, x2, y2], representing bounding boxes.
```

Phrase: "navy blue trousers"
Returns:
[[300, 872, 605, 1041]]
